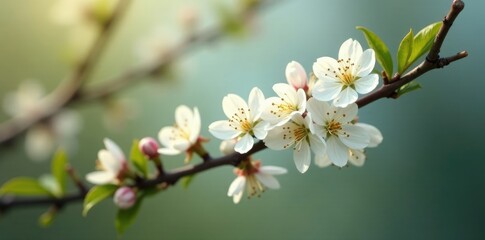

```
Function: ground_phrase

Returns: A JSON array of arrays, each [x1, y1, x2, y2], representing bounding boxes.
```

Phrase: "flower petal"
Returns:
[[175, 105, 193, 129], [339, 125, 370, 149], [293, 141, 311, 173], [334, 103, 358, 124], [234, 133, 254, 154], [286, 61, 308, 89], [255, 173, 280, 189], [223, 94, 248, 119], [314, 154, 332, 168], [313, 57, 340, 80], [189, 107, 201, 144], [333, 87, 358, 108], [339, 38, 363, 63], [248, 87, 265, 120], [227, 176, 246, 197], [309, 134, 326, 156], [98, 149, 121, 173], [356, 123, 383, 147], [103, 138, 125, 162], [273, 83, 297, 103], [349, 149, 366, 166], [355, 49, 376, 77], [263, 124, 293, 150], [355, 74, 378, 94], [233, 190, 244, 204], [253, 121, 269, 140], [208, 120, 240, 140], [158, 148, 181, 155], [311, 77, 342, 102], [86, 171, 115, 185], [259, 166, 288, 175], [158, 126, 176, 147], [326, 137, 349, 167]]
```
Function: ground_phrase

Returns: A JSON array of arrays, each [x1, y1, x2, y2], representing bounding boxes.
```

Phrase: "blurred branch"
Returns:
[[0, 0, 133, 146], [356, 0, 466, 108]]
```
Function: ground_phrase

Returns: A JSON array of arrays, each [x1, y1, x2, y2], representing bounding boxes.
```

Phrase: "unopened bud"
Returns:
[[219, 139, 238, 156], [139, 137, 159, 159], [114, 187, 136, 209], [285, 61, 308, 90]]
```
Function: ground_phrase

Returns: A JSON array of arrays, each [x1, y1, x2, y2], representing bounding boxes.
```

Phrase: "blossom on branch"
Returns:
[[227, 160, 287, 204], [312, 38, 378, 107], [315, 122, 383, 167], [158, 105, 202, 159], [261, 83, 306, 126], [307, 99, 370, 167], [264, 114, 326, 173], [209, 87, 269, 154], [286, 61, 308, 91], [86, 138, 128, 185]]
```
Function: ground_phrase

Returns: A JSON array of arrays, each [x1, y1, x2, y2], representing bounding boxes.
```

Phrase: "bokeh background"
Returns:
[[0, 0, 484, 239]]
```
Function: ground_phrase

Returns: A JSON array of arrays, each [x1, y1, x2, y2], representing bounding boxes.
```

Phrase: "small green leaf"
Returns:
[[408, 22, 443, 65], [181, 175, 196, 189], [39, 175, 62, 197], [51, 149, 68, 195], [0, 177, 52, 196], [397, 29, 414, 74], [396, 81, 422, 97], [39, 208, 57, 227], [115, 195, 144, 235], [356, 26, 394, 78], [130, 139, 148, 178], [83, 184, 118, 216]]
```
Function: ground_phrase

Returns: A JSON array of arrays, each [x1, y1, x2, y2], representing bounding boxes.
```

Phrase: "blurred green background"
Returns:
[[1, 0, 484, 239]]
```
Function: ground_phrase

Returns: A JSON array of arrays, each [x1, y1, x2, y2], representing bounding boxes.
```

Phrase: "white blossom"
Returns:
[[86, 138, 128, 185], [209, 87, 269, 154], [158, 105, 201, 155], [286, 61, 308, 91], [312, 38, 379, 107], [261, 83, 306, 127], [264, 114, 326, 173], [307, 98, 370, 167], [227, 161, 287, 204]]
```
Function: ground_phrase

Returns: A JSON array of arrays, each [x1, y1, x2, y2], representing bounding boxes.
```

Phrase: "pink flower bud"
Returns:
[[285, 61, 308, 90], [114, 187, 136, 209], [139, 137, 159, 159]]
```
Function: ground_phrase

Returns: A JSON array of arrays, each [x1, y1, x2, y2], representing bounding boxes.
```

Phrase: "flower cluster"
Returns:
[[85, 39, 383, 206]]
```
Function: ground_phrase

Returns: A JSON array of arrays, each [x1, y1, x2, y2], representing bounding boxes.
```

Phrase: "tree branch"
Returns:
[[356, 0, 466, 108], [0, 0, 467, 215]]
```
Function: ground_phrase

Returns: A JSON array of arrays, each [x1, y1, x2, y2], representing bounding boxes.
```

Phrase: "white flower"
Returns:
[[286, 61, 308, 91], [264, 114, 326, 173], [227, 160, 287, 204], [315, 122, 383, 168], [261, 83, 306, 127], [209, 87, 269, 154], [86, 138, 128, 185], [307, 98, 370, 167], [158, 105, 201, 155], [312, 38, 379, 107]]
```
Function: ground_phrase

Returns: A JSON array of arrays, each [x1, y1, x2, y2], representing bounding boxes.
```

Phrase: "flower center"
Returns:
[[270, 95, 298, 117], [325, 119, 342, 136], [246, 175, 265, 198], [229, 108, 252, 133], [336, 58, 357, 86]]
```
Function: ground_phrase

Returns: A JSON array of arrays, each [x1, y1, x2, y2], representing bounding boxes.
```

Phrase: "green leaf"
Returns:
[[396, 81, 422, 97], [39, 208, 57, 227], [356, 26, 394, 78], [0, 177, 52, 196], [39, 175, 62, 197], [181, 175, 196, 189], [83, 184, 118, 216], [51, 149, 68, 195], [397, 29, 414, 74], [130, 139, 148, 178], [115, 195, 144, 235], [408, 22, 442, 65]]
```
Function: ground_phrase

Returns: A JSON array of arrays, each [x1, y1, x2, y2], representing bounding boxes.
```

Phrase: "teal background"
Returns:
[[1, 0, 484, 239]]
